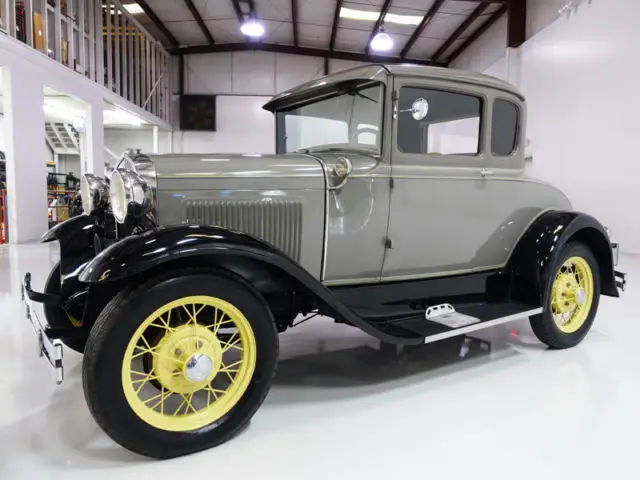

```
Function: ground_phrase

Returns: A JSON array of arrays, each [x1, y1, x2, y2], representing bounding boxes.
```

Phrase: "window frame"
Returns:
[[490, 96, 522, 158], [393, 82, 488, 167]]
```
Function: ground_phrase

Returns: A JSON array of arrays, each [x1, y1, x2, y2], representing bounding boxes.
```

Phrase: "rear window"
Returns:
[[491, 99, 520, 156]]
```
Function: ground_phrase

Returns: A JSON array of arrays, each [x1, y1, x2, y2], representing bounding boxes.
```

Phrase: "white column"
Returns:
[[83, 99, 105, 177], [2, 64, 48, 244], [153, 125, 159, 153], [168, 130, 173, 152], [505, 47, 523, 88]]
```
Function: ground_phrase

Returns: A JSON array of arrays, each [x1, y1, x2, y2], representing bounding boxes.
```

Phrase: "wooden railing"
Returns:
[[0, 0, 170, 123]]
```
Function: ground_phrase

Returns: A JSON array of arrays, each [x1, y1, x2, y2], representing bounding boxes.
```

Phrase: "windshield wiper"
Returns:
[[337, 85, 378, 103]]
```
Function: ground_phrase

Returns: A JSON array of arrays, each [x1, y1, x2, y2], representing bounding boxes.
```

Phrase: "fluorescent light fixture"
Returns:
[[340, 7, 423, 26], [240, 19, 265, 37], [123, 3, 144, 14], [370, 32, 393, 52], [101, 3, 143, 15], [103, 107, 145, 126], [43, 103, 85, 127]]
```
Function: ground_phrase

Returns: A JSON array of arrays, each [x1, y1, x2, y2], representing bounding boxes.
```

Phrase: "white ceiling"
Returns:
[[132, 0, 506, 61]]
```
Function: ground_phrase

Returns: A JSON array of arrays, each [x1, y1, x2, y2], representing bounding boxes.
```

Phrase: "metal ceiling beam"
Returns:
[[170, 42, 447, 67], [446, 5, 507, 63], [230, 0, 244, 24], [329, 0, 343, 52], [136, 0, 179, 48], [431, 2, 489, 62], [365, 0, 393, 55], [291, 0, 299, 46], [508, 0, 526, 48], [446, 0, 506, 3], [183, 0, 215, 44], [400, 0, 445, 59]]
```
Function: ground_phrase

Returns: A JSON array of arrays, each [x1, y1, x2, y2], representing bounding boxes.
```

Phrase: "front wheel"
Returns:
[[529, 242, 600, 349], [82, 269, 278, 459]]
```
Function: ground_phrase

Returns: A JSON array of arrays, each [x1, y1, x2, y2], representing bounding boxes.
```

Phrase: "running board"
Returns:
[[421, 307, 542, 344], [370, 302, 541, 345]]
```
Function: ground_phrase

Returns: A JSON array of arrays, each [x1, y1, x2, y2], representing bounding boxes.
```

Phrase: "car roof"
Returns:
[[263, 63, 523, 112]]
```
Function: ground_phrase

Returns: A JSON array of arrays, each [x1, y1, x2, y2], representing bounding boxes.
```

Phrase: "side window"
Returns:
[[491, 99, 520, 156], [397, 87, 482, 156]]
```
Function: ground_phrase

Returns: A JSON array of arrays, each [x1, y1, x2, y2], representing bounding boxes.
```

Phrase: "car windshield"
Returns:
[[275, 81, 384, 155]]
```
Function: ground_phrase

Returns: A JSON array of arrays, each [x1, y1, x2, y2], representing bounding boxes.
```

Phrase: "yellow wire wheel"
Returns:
[[550, 256, 594, 334], [121, 295, 257, 432], [530, 242, 600, 350]]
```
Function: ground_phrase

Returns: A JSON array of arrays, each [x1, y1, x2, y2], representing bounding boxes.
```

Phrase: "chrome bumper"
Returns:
[[611, 242, 626, 292], [21, 273, 64, 384]]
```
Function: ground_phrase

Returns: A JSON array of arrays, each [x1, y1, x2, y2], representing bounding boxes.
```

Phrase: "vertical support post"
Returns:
[[114, 1, 120, 95], [83, 98, 105, 177], [78, 0, 85, 73], [507, 0, 526, 48], [178, 54, 184, 95], [152, 126, 159, 153], [87, 0, 95, 81], [95, 0, 104, 87], [151, 41, 157, 115], [167, 130, 173, 153], [121, 16, 128, 99], [128, 16, 134, 102], [136, 28, 142, 106], [2, 64, 48, 243], [54, 0, 61, 61], [105, 0, 113, 90]]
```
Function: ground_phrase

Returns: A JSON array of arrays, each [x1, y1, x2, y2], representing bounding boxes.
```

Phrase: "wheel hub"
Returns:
[[184, 353, 213, 383], [553, 273, 580, 314], [153, 324, 223, 394]]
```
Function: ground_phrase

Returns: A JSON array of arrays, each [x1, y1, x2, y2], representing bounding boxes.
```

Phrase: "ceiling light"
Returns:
[[101, 3, 143, 15], [240, 19, 265, 37], [123, 3, 143, 14], [340, 7, 423, 26], [370, 32, 393, 52]]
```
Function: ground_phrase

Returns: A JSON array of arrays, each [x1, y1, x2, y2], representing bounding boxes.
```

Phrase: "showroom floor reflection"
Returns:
[[1, 243, 639, 480]]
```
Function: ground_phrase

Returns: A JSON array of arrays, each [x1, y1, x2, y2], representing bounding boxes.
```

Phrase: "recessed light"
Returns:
[[240, 20, 265, 37], [123, 3, 144, 15], [370, 32, 393, 52], [340, 7, 423, 26]]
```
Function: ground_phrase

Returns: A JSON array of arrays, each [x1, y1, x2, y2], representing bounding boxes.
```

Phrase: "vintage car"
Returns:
[[22, 64, 626, 459]]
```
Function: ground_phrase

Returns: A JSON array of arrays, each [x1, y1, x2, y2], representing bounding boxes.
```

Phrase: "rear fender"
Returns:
[[508, 210, 617, 305]]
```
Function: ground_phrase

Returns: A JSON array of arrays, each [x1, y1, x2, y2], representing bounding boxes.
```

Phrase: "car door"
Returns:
[[382, 78, 501, 280]]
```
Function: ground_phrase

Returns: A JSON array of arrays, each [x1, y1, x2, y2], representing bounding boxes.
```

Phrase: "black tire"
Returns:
[[44, 262, 86, 353], [529, 242, 600, 349], [82, 268, 278, 459]]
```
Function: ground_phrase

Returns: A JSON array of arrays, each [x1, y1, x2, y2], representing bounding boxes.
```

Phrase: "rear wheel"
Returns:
[[82, 269, 278, 459], [43, 262, 86, 353], [529, 242, 600, 349]]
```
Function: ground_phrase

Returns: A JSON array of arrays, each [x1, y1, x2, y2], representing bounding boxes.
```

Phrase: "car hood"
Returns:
[[151, 152, 326, 180]]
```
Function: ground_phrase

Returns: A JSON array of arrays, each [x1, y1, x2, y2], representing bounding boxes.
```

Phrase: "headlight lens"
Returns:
[[80, 174, 109, 215], [109, 169, 152, 223]]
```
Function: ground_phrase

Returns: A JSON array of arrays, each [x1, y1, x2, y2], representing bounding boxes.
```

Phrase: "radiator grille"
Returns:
[[183, 199, 303, 261]]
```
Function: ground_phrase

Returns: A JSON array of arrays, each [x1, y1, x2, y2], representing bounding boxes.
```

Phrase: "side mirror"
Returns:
[[398, 97, 430, 121]]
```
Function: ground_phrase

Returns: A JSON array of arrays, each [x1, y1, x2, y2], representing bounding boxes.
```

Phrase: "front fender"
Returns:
[[78, 225, 415, 345], [41, 214, 96, 257], [508, 210, 617, 305]]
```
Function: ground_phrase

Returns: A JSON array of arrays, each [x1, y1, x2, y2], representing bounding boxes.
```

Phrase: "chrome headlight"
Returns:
[[109, 169, 152, 224], [80, 174, 109, 215]]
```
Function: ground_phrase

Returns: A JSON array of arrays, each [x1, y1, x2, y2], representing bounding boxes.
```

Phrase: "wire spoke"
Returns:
[[221, 333, 242, 353], [182, 305, 196, 324], [132, 345, 157, 360], [133, 369, 156, 394], [220, 359, 242, 373]]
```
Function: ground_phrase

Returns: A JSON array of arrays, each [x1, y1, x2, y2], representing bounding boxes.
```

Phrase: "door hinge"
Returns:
[[384, 237, 392, 249]]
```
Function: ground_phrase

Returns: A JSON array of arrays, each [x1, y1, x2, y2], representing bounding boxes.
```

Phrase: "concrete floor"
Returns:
[[1, 242, 639, 479]]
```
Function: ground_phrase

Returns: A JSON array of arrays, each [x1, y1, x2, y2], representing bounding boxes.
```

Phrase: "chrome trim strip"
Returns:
[[322, 265, 503, 287], [612, 243, 619, 267], [422, 307, 543, 345]]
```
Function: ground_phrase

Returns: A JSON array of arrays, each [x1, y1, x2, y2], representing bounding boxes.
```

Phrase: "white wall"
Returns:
[[105, 52, 369, 155], [452, 0, 640, 253]]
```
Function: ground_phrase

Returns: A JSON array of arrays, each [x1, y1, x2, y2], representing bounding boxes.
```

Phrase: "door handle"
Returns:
[[480, 168, 494, 178]]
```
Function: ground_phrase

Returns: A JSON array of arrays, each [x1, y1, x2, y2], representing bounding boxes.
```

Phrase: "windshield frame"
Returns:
[[273, 79, 386, 156]]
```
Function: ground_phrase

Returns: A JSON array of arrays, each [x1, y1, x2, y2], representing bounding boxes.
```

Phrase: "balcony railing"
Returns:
[[0, 0, 170, 123]]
